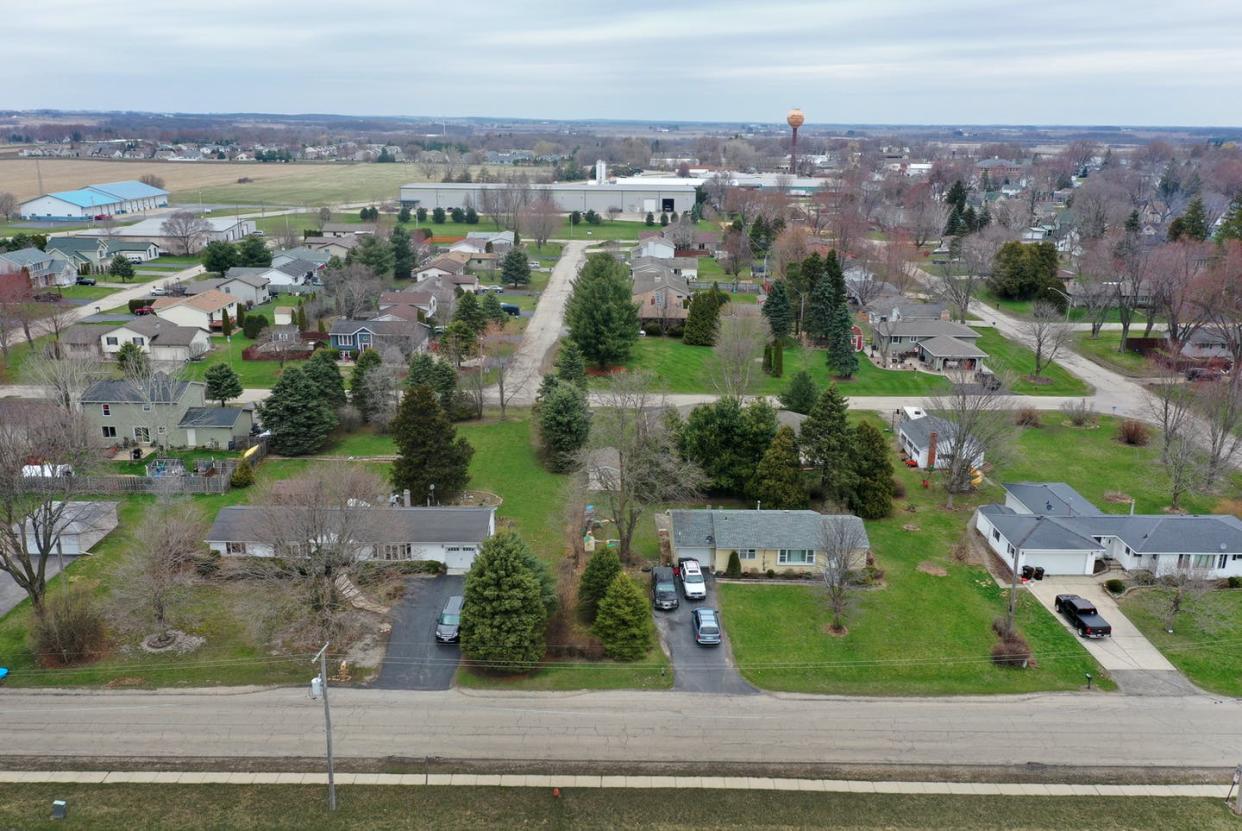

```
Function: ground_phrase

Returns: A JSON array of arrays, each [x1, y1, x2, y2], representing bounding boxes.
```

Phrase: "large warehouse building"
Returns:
[[398, 176, 700, 216], [20, 179, 169, 220]]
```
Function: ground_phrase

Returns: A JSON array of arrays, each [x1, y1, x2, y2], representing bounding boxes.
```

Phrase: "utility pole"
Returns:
[[310, 642, 337, 811]]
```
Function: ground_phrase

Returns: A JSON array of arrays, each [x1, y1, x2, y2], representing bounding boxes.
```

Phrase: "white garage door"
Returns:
[[445, 545, 477, 575], [1021, 550, 1094, 576], [643, 198, 657, 213]]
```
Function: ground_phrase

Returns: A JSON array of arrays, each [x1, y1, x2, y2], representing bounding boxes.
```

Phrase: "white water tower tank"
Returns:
[[595, 160, 607, 184]]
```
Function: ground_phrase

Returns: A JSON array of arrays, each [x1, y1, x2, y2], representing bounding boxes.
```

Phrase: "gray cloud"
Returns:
[[8, 0, 1239, 125]]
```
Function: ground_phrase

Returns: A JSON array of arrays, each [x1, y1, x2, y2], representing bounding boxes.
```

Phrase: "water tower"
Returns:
[[786, 108, 805, 174]]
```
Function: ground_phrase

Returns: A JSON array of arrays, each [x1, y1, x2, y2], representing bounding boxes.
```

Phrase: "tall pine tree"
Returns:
[[390, 384, 474, 504], [593, 574, 654, 661], [824, 250, 859, 377], [799, 384, 854, 502], [750, 426, 808, 508], [762, 280, 792, 341], [848, 421, 895, 520], [460, 531, 548, 673], [565, 253, 640, 368], [391, 227, 413, 279], [577, 546, 621, 623], [555, 340, 589, 389], [304, 348, 347, 409], [349, 349, 383, 422], [778, 370, 817, 414], [259, 367, 338, 456], [682, 285, 727, 346], [538, 382, 591, 472]]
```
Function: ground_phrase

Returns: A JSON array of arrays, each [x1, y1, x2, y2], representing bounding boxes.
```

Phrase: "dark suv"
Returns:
[[651, 566, 679, 611], [434, 595, 464, 643]]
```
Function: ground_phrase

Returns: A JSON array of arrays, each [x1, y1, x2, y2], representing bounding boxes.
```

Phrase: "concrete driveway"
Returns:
[[372, 575, 463, 690], [1026, 577, 1199, 695], [654, 572, 755, 695]]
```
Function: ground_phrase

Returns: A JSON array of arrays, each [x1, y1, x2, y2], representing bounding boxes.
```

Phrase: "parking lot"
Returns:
[[372, 574, 463, 690], [653, 570, 756, 695]]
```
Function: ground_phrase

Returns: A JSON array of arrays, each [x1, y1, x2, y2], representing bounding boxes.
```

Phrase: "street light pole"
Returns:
[[311, 642, 337, 811]]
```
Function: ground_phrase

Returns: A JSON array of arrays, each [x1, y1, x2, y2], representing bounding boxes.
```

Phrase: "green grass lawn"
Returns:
[[181, 333, 307, 389], [1073, 331, 1154, 377], [566, 217, 718, 242], [110, 447, 240, 476], [973, 328, 1090, 395], [457, 645, 672, 691], [592, 337, 952, 397], [1120, 588, 1242, 697], [0, 333, 53, 382], [714, 412, 1186, 696], [0, 785, 1234, 831], [976, 289, 1147, 325], [55, 284, 118, 302]]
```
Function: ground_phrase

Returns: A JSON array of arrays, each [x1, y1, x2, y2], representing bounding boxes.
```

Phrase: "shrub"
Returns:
[[991, 616, 1012, 638], [127, 298, 153, 314], [1060, 399, 1097, 427], [578, 547, 622, 623], [242, 313, 268, 340], [726, 550, 741, 578], [229, 459, 254, 488], [1229, 576, 1242, 589], [592, 574, 654, 661], [766, 569, 776, 579], [1117, 419, 1150, 446], [1104, 578, 1126, 595], [1131, 570, 1157, 586], [30, 586, 106, 667], [990, 632, 1031, 668], [335, 404, 362, 433], [1014, 407, 1041, 428], [194, 552, 222, 578]]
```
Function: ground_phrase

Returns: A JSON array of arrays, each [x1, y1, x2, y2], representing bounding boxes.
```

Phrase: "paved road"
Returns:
[[499, 240, 590, 406], [372, 575, 462, 691], [3, 687, 1239, 767], [0, 558, 63, 618], [653, 573, 755, 695]]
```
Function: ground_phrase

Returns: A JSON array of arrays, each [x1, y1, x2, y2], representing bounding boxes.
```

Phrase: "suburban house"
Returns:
[[976, 482, 1242, 578], [464, 251, 498, 272], [632, 269, 692, 326], [271, 247, 332, 269], [635, 237, 676, 259], [205, 505, 496, 574], [898, 406, 984, 470], [99, 317, 211, 363], [106, 240, 162, 263], [196, 269, 273, 305], [668, 509, 870, 576], [379, 289, 436, 321], [269, 258, 323, 291], [450, 230, 515, 255], [152, 290, 239, 332], [415, 253, 469, 283], [321, 222, 375, 237], [871, 318, 984, 370], [45, 237, 110, 274], [81, 376, 252, 448], [77, 216, 255, 252], [329, 318, 430, 356], [633, 255, 699, 281], [301, 235, 360, 259], [0, 248, 76, 288], [1174, 327, 1234, 365], [15, 501, 120, 557], [19, 179, 169, 220], [865, 297, 950, 326], [59, 324, 107, 358]]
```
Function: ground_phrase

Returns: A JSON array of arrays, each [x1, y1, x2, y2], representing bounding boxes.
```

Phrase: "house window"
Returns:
[[1219, 555, 1228, 570], [105, 336, 118, 346], [132, 337, 144, 346], [1194, 555, 1213, 569], [1232, 555, 1242, 562], [778, 549, 815, 565], [379, 543, 411, 561], [101, 404, 111, 416], [101, 426, 116, 438], [738, 549, 757, 561], [337, 334, 355, 346], [226, 542, 246, 555], [992, 529, 1000, 542], [133, 427, 150, 443], [142, 403, 151, 412]]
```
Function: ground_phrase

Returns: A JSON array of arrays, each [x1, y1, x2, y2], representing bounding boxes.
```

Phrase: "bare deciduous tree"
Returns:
[[0, 191, 19, 221], [1024, 302, 1073, 379], [160, 211, 212, 255], [481, 322, 522, 419], [927, 372, 1015, 508], [322, 262, 382, 319], [1152, 564, 1220, 634], [111, 497, 206, 646], [1200, 374, 1242, 489], [710, 310, 764, 398], [1147, 366, 1195, 465], [818, 517, 870, 633], [26, 352, 104, 412], [518, 192, 560, 247], [582, 372, 706, 562]]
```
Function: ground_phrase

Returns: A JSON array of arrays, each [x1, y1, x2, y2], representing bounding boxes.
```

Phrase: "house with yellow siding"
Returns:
[[668, 509, 870, 575]]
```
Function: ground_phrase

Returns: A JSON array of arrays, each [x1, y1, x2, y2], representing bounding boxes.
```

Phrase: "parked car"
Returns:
[[434, 595, 464, 643], [1187, 367, 1224, 382], [150, 285, 167, 296], [1054, 594, 1112, 639], [691, 608, 722, 646], [133, 305, 155, 316], [481, 285, 504, 294], [651, 566, 679, 611], [500, 303, 520, 317], [75, 276, 96, 286], [32, 292, 60, 303], [679, 559, 707, 601], [93, 214, 112, 221]]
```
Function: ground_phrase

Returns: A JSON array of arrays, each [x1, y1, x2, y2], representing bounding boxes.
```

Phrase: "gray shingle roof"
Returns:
[[916, 335, 987, 358], [81, 374, 194, 404], [1003, 482, 1103, 517], [875, 319, 980, 340], [112, 317, 203, 346], [220, 268, 273, 288], [178, 407, 246, 429], [899, 414, 957, 450], [979, 506, 1103, 551], [670, 509, 869, 552], [206, 505, 494, 545]]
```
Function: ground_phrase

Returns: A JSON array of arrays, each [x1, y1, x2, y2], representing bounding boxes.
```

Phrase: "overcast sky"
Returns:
[[10, 0, 1241, 126]]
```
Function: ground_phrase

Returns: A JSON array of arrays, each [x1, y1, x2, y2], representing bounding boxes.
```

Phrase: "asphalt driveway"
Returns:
[[654, 571, 755, 695], [372, 574, 463, 690]]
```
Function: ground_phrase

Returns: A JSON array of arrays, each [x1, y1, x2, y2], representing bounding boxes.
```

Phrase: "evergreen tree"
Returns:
[[296, 301, 308, 332], [659, 212, 669, 227], [800, 384, 854, 501], [945, 179, 968, 211], [749, 216, 770, 255], [577, 546, 621, 623], [201, 240, 238, 275], [107, 254, 134, 282], [391, 227, 413, 279], [538, 382, 591, 472], [416, 207, 427, 223], [500, 248, 531, 288], [678, 397, 778, 497], [235, 305, 247, 329], [1125, 209, 1142, 234], [237, 234, 271, 267], [804, 265, 836, 343], [565, 253, 640, 368], [259, 367, 337, 456], [465, 207, 479, 224], [451, 207, 465, 223], [407, 351, 459, 410], [989, 241, 1060, 301], [398, 206, 411, 223], [682, 285, 726, 346], [480, 291, 506, 325], [761, 280, 792, 341], [220, 308, 232, 337], [459, 531, 548, 673], [349, 348, 383, 422], [848, 421, 895, 520], [390, 384, 474, 504], [592, 574, 654, 661], [826, 303, 858, 378], [304, 348, 347, 409], [116, 341, 148, 375], [453, 291, 488, 335], [944, 207, 964, 237], [645, 212, 655, 226], [432, 207, 446, 224], [203, 363, 242, 407], [1217, 195, 1242, 243], [351, 234, 395, 276], [555, 340, 588, 389], [750, 426, 808, 509], [1171, 196, 1209, 241], [778, 370, 817, 414]]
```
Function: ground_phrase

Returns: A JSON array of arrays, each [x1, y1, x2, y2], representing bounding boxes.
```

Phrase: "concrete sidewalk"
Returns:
[[0, 770, 1230, 798]]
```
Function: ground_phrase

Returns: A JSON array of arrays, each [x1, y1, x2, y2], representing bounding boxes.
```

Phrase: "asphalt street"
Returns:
[[653, 572, 755, 695], [371, 575, 462, 691]]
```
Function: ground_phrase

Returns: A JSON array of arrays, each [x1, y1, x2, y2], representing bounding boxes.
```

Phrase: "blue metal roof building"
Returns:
[[20, 179, 170, 220]]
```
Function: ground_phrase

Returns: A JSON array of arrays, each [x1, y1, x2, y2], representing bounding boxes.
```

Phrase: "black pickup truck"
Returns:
[[1054, 594, 1112, 639]]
